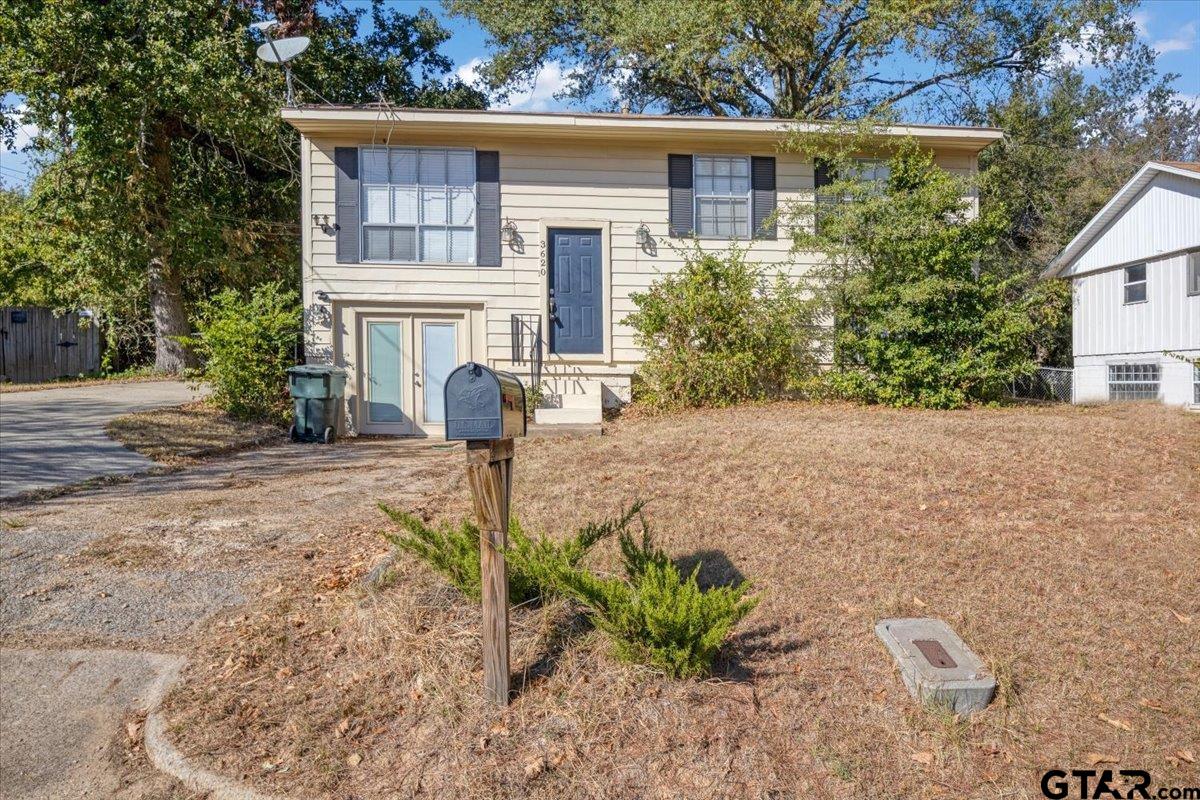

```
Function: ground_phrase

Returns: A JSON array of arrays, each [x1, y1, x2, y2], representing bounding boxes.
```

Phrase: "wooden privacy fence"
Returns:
[[0, 306, 101, 384]]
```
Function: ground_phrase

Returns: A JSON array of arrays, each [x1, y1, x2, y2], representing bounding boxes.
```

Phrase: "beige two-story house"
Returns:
[[281, 106, 1001, 436]]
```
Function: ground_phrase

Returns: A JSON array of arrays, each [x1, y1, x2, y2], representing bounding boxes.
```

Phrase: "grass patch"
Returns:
[[77, 533, 171, 570], [157, 401, 1199, 799], [0, 367, 161, 393], [106, 400, 282, 464]]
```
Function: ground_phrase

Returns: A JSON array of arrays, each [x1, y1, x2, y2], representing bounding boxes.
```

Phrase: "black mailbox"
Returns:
[[444, 362, 527, 441]]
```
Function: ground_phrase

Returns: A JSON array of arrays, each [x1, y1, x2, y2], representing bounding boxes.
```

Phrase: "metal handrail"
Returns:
[[510, 313, 543, 391]]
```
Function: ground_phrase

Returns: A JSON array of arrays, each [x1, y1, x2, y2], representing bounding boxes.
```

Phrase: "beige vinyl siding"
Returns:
[[302, 133, 980, 381]]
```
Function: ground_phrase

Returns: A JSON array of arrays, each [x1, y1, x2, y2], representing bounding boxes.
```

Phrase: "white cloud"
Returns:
[[456, 58, 570, 111], [3, 103, 39, 154], [1058, 23, 1100, 68], [1131, 10, 1151, 37], [1152, 21, 1197, 54]]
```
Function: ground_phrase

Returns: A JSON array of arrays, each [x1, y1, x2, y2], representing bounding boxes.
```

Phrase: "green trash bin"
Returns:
[[287, 364, 347, 444]]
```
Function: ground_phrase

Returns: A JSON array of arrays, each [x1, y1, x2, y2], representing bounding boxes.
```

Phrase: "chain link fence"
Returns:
[[1008, 369, 1075, 407], [1009, 366, 1073, 403]]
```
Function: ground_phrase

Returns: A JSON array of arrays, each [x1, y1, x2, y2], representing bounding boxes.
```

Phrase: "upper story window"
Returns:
[[361, 147, 476, 264], [849, 158, 891, 189], [694, 155, 750, 238], [1188, 251, 1199, 296], [1123, 263, 1147, 304]]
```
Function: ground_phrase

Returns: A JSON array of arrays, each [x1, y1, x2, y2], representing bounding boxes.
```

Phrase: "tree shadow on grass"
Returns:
[[510, 608, 593, 700], [673, 548, 747, 590], [715, 622, 811, 682], [673, 549, 810, 682]]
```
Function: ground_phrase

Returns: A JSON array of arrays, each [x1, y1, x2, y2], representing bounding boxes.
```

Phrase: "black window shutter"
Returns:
[[814, 159, 835, 192], [813, 158, 838, 233], [476, 151, 501, 267], [334, 147, 360, 264], [667, 154, 694, 237], [750, 156, 777, 240]]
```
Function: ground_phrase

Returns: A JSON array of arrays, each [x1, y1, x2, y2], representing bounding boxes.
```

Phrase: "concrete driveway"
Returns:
[[0, 381, 204, 499]]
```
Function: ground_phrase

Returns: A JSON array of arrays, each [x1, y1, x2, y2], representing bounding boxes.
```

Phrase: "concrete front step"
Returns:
[[534, 405, 602, 425]]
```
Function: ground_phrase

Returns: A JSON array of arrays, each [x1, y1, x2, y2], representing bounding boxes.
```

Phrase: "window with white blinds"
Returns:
[[360, 147, 476, 264], [694, 155, 750, 238]]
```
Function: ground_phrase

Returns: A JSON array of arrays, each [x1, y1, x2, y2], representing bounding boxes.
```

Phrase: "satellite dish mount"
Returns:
[[252, 22, 311, 107]]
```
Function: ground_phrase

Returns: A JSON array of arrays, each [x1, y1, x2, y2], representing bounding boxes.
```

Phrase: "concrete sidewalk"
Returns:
[[0, 649, 185, 800], [0, 381, 204, 499]]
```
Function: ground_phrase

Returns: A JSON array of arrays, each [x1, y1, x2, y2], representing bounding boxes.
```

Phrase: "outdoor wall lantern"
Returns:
[[635, 222, 652, 248], [500, 217, 519, 245]]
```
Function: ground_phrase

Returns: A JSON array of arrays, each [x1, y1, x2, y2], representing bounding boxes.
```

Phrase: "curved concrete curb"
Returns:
[[144, 711, 291, 800]]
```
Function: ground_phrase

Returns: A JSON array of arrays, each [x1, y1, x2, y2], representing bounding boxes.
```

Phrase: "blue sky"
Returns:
[[3, 0, 1198, 189]]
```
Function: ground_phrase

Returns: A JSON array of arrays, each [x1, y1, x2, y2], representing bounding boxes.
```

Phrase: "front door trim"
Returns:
[[333, 301, 485, 436], [539, 218, 611, 364]]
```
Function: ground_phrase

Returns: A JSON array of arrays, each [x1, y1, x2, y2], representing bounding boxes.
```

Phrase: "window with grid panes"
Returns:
[[1107, 363, 1159, 400], [361, 147, 476, 264], [1123, 263, 1147, 304], [694, 155, 750, 238]]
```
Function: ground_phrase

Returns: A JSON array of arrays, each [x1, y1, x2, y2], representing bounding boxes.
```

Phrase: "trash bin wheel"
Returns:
[[322, 426, 336, 445], [288, 424, 300, 442]]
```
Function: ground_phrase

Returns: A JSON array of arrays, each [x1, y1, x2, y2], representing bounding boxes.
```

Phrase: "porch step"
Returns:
[[534, 405, 602, 425]]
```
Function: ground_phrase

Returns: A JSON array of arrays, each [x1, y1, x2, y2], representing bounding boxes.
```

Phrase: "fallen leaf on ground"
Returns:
[[125, 721, 141, 742], [1138, 698, 1168, 713], [1173, 750, 1195, 764], [911, 751, 935, 766], [1087, 753, 1118, 766], [1098, 714, 1133, 732], [524, 756, 547, 778], [913, 596, 928, 608], [1169, 609, 1192, 624], [347, 753, 362, 767]]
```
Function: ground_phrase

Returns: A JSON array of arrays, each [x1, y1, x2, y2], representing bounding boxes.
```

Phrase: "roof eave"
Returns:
[[1044, 161, 1200, 278], [279, 107, 1004, 151]]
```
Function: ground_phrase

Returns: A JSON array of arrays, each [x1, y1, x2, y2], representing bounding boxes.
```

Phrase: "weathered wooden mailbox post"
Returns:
[[444, 362, 527, 705]]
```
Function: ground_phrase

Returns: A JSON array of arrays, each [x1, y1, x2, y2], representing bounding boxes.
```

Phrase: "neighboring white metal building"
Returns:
[[1044, 161, 1200, 407]]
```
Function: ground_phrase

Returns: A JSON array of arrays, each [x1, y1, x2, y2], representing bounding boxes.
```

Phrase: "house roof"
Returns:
[[280, 105, 1004, 150], [1043, 161, 1200, 278]]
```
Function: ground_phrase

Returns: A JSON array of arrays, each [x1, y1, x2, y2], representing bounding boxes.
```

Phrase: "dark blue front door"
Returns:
[[548, 228, 603, 355]]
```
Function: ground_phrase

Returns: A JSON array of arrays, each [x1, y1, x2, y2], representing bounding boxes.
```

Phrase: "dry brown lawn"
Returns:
[[106, 401, 283, 464], [160, 402, 1199, 799]]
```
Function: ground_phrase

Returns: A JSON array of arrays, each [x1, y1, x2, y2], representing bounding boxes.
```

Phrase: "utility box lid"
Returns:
[[875, 617, 996, 715]]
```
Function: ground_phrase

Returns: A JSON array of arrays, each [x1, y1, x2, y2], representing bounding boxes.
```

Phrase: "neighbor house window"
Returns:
[[1108, 363, 1159, 401], [1123, 264, 1147, 304], [361, 147, 476, 264], [1188, 251, 1199, 296], [694, 155, 750, 238], [1194, 364, 1199, 405]]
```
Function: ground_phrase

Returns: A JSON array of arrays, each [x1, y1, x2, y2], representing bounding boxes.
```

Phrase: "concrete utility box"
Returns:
[[875, 617, 996, 715], [444, 362, 526, 441]]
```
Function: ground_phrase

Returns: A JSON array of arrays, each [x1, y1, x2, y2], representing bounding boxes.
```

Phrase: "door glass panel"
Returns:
[[422, 323, 457, 424], [367, 322, 404, 423]]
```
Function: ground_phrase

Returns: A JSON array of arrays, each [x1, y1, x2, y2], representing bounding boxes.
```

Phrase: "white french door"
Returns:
[[358, 314, 465, 436]]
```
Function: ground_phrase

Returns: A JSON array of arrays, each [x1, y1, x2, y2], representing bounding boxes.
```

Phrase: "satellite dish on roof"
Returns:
[[249, 21, 326, 107], [257, 36, 310, 64]]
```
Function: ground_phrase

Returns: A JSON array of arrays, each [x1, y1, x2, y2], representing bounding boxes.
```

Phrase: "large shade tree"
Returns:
[[448, 0, 1143, 121], [0, 0, 484, 372]]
